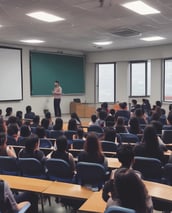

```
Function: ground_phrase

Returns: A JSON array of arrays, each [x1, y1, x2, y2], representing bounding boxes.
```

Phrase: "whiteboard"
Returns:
[[0, 47, 22, 101]]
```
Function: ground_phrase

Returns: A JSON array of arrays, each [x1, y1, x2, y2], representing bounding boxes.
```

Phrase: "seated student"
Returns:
[[24, 105, 35, 120], [35, 126, 53, 148], [53, 117, 63, 131], [16, 111, 23, 127], [45, 111, 53, 129], [0, 132, 16, 158], [7, 123, 19, 145], [41, 118, 52, 130], [95, 110, 107, 128], [88, 114, 97, 126], [73, 128, 86, 140], [18, 134, 45, 162], [128, 117, 143, 135], [133, 125, 167, 164], [48, 135, 75, 174], [4, 107, 13, 121], [68, 118, 78, 131], [102, 144, 141, 202], [103, 127, 116, 143], [115, 117, 128, 133], [114, 102, 130, 125], [106, 168, 153, 213], [70, 112, 82, 127], [30, 115, 40, 128], [18, 125, 32, 146], [0, 118, 7, 133], [78, 132, 107, 169], [0, 179, 38, 213], [105, 115, 115, 128]]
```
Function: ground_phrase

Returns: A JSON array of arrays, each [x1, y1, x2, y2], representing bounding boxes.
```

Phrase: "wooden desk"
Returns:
[[70, 102, 96, 118], [43, 181, 93, 200], [0, 174, 52, 193], [107, 157, 121, 169], [79, 181, 172, 213], [79, 190, 105, 213]]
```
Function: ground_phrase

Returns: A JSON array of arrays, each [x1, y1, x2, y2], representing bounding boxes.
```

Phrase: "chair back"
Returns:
[[0, 156, 19, 175], [76, 162, 106, 190], [18, 158, 46, 179], [162, 130, 172, 144], [39, 138, 53, 148], [104, 206, 136, 213], [119, 133, 139, 144], [72, 139, 85, 149], [101, 141, 117, 152], [49, 130, 64, 139], [88, 125, 104, 133], [45, 158, 74, 182], [164, 163, 172, 185], [133, 156, 163, 182]]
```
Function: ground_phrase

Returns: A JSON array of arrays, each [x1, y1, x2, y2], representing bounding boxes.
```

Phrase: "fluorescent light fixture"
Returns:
[[140, 36, 165, 41], [122, 1, 160, 15], [93, 41, 113, 46], [20, 39, 45, 44], [26, 11, 65, 22]]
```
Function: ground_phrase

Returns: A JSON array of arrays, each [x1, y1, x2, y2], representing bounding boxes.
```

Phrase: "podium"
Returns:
[[70, 102, 96, 118]]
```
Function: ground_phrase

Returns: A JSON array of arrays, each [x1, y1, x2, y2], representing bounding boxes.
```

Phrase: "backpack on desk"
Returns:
[[0, 180, 13, 213]]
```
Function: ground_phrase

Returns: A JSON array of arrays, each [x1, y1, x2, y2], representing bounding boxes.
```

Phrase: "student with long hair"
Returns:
[[78, 132, 107, 169], [0, 132, 16, 157], [106, 168, 153, 213]]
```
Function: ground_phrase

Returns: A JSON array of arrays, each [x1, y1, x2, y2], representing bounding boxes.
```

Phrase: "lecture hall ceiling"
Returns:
[[0, 0, 172, 52]]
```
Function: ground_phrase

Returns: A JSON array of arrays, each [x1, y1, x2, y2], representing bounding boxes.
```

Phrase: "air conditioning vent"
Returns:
[[112, 28, 141, 37]]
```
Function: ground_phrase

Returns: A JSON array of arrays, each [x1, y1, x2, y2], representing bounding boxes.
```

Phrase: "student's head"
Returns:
[[116, 117, 125, 126], [114, 168, 148, 213], [20, 125, 31, 137], [24, 134, 39, 152], [16, 111, 23, 119], [68, 118, 77, 131], [135, 108, 144, 117], [84, 133, 102, 156], [116, 144, 134, 168], [7, 123, 19, 136], [156, 100, 162, 108], [0, 132, 7, 146], [131, 99, 137, 105], [119, 102, 127, 110], [6, 116, 17, 125], [104, 128, 116, 142], [26, 105, 32, 113], [33, 115, 40, 125], [105, 115, 115, 127], [41, 118, 49, 129], [76, 128, 84, 139], [5, 107, 12, 116], [45, 111, 51, 119], [129, 117, 140, 134], [98, 110, 107, 120], [143, 125, 158, 149], [54, 117, 63, 130], [101, 102, 108, 111], [56, 135, 68, 152], [151, 120, 162, 135], [91, 114, 97, 123], [35, 126, 46, 138], [109, 109, 115, 116]]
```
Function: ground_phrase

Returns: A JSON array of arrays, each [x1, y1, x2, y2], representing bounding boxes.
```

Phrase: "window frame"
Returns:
[[130, 60, 150, 97], [163, 58, 172, 102], [95, 62, 116, 103]]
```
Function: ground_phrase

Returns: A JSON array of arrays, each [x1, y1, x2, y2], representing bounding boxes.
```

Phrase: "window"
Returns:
[[96, 63, 115, 103], [164, 59, 172, 101], [130, 61, 150, 96]]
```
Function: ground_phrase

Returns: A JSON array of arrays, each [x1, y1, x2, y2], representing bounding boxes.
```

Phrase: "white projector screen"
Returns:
[[0, 47, 22, 101]]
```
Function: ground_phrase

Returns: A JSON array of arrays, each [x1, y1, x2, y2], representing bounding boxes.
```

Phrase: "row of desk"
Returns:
[[1, 173, 172, 213]]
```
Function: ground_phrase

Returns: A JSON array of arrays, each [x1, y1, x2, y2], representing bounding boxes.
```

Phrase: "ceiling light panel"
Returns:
[[20, 39, 45, 43], [26, 11, 65, 22], [121, 1, 160, 15], [140, 36, 165, 41]]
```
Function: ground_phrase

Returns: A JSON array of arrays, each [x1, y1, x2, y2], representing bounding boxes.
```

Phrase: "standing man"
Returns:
[[52, 80, 62, 117]]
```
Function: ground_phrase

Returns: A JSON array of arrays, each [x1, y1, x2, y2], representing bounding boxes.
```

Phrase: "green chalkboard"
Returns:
[[30, 51, 85, 95]]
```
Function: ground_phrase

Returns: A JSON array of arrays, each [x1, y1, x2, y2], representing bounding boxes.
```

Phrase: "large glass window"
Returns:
[[164, 59, 172, 101], [96, 63, 115, 103], [130, 61, 150, 96]]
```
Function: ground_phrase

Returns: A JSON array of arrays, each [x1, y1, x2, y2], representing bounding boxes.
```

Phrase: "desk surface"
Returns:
[[107, 157, 121, 169], [43, 181, 93, 200], [79, 180, 172, 213], [0, 175, 52, 193]]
